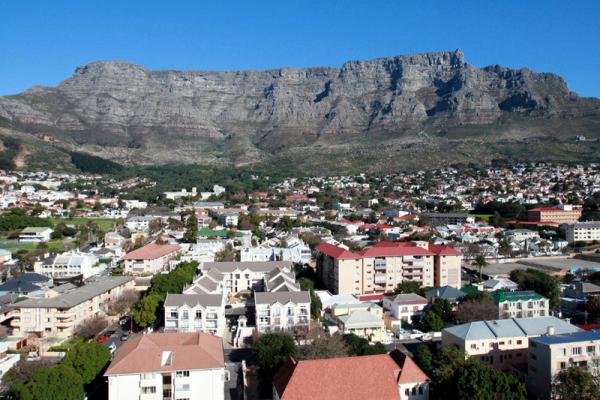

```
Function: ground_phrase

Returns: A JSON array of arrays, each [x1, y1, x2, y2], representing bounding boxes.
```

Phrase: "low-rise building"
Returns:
[[18, 227, 52, 243], [34, 252, 101, 280], [425, 286, 466, 304], [163, 293, 225, 336], [422, 212, 474, 226], [383, 293, 428, 322], [11, 276, 135, 337], [255, 291, 311, 334], [121, 243, 182, 275], [566, 221, 600, 244], [273, 350, 430, 400], [329, 302, 386, 341], [491, 290, 549, 319], [0, 273, 52, 298], [125, 216, 158, 233], [527, 205, 582, 225], [105, 332, 226, 400], [527, 330, 600, 400], [442, 317, 580, 372], [199, 261, 292, 295]]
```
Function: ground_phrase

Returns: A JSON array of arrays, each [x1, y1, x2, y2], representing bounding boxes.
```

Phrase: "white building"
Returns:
[[383, 293, 429, 322], [199, 261, 293, 295], [34, 252, 101, 279], [105, 332, 226, 400], [164, 293, 226, 336], [240, 245, 311, 264], [125, 216, 158, 233], [255, 291, 311, 333], [491, 290, 549, 319], [217, 212, 238, 227], [566, 221, 600, 244], [164, 187, 197, 200], [18, 227, 53, 243], [0, 342, 20, 380]]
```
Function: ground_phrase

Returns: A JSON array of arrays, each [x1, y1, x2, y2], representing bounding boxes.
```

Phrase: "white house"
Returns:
[[164, 293, 226, 336], [105, 332, 226, 400], [254, 291, 311, 333], [18, 227, 53, 243], [34, 252, 101, 279], [125, 216, 158, 233], [383, 293, 429, 322]]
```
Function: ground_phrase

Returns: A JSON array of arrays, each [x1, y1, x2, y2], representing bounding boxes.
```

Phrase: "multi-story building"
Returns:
[[125, 216, 158, 233], [315, 241, 461, 296], [527, 204, 582, 225], [491, 290, 549, 319], [254, 291, 311, 333], [273, 350, 430, 400], [442, 317, 580, 372], [383, 293, 428, 322], [199, 261, 293, 295], [164, 293, 225, 336], [422, 212, 474, 226], [34, 252, 101, 280], [240, 245, 312, 264], [527, 330, 600, 400], [18, 227, 52, 243], [11, 276, 135, 337], [566, 221, 600, 244], [121, 243, 182, 275], [105, 332, 226, 400]]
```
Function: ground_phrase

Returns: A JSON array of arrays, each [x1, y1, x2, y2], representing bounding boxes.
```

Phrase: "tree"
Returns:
[[298, 327, 347, 360], [254, 333, 298, 396], [394, 280, 424, 296], [429, 298, 454, 322], [310, 290, 322, 320], [107, 289, 140, 316], [414, 344, 433, 374], [455, 299, 498, 324], [132, 293, 162, 328], [421, 311, 444, 332], [24, 364, 85, 400], [182, 214, 198, 243], [73, 316, 108, 339], [61, 341, 111, 384], [474, 254, 488, 280], [510, 268, 560, 308], [342, 334, 387, 356], [553, 366, 600, 400]]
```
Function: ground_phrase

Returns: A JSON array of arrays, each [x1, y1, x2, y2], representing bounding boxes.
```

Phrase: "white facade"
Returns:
[[240, 246, 311, 264], [164, 294, 226, 336], [34, 252, 101, 279], [18, 227, 52, 243], [566, 222, 600, 244], [125, 216, 157, 233], [383, 294, 428, 321], [255, 292, 311, 333]]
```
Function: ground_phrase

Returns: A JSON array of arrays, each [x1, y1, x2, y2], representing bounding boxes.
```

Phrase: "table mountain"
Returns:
[[1, 49, 599, 173]]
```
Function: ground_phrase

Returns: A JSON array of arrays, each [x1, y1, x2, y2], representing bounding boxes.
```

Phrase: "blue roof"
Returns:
[[531, 330, 600, 346]]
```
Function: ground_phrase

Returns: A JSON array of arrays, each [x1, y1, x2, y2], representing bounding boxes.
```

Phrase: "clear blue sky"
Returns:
[[2, 0, 599, 97]]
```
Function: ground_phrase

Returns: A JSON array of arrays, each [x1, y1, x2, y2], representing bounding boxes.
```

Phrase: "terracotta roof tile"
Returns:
[[122, 243, 181, 260]]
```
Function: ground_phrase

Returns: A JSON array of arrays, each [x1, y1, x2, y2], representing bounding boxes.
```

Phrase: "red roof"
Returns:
[[273, 352, 429, 400], [358, 293, 385, 301], [122, 243, 181, 260], [428, 243, 461, 256], [315, 243, 358, 259], [317, 241, 460, 259]]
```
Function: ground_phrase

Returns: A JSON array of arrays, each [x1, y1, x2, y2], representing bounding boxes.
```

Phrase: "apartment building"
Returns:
[[105, 332, 225, 400], [273, 350, 430, 400], [442, 317, 580, 372], [11, 276, 135, 338], [240, 245, 312, 264], [527, 204, 582, 225], [566, 221, 600, 244], [383, 293, 428, 322], [255, 291, 311, 333], [315, 241, 461, 296], [527, 330, 600, 400], [34, 252, 101, 280], [125, 216, 158, 233], [164, 293, 226, 336], [422, 212, 474, 226], [18, 227, 52, 243], [121, 243, 182, 275], [199, 261, 293, 295], [491, 291, 549, 319]]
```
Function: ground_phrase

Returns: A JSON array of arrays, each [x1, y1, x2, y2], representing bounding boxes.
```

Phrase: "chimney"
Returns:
[[546, 326, 555, 336]]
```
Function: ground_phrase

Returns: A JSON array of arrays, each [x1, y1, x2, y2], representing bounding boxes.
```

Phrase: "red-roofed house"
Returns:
[[122, 243, 182, 275], [316, 241, 461, 296], [273, 351, 430, 400], [105, 332, 225, 400]]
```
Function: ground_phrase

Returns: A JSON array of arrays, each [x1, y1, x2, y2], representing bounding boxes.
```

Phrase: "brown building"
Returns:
[[527, 205, 582, 225]]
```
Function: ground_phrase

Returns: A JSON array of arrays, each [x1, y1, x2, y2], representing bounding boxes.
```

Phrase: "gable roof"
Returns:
[[425, 285, 466, 301], [254, 291, 311, 305], [273, 352, 429, 400], [164, 293, 223, 308], [105, 332, 224, 375], [122, 243, 181, 260]]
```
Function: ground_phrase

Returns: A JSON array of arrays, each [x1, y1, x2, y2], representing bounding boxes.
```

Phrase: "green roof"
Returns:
[[491, 290, 547, 304], [460, 286, 480, 295]]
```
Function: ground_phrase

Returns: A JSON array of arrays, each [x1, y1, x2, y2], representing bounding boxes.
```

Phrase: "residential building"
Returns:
[[11, 276, 135, 337], [105, 332, 226, 400], [34, 252, 101, 279], [0, 273, 52, 298], [217, 211, 239, 227], [199, 261, 293, 295], [18, 227, 52, 243], [273, 350, 430, 400], [104, 231, 126, 247], [240, 245, 312, 264], [566, 221, 600, 244], [527, 330, 600, 400], [0, 249, 12, 263], [491, 290, 549, 319], [255, 291, 311, 333], [0, 342, 19, 380], [121, 243, 182, 275], [125, 216, 158, 233], [527, 205, 582, 225], [425, 286, 466, 304], [164, 293, 225, 336], [383, 293, 428, 322], [563, 281, 600, 300], [315, 241, 461, 296], [422, 212, 474, 226], [477, 277, 519, 292], [314, 290, 360, 314], [329, 302, 386, 341], [442, 317, 580, 371]]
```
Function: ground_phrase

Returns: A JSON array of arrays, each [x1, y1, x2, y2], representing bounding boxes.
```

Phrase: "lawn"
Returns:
[[470, 213, 492, 222], [0, 238, 66, 253], [47, 217, 116, 231]]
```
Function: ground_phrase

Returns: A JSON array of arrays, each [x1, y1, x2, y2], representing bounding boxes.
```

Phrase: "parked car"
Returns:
[[120, 333, 129, 342], [108, 343, 117, 353], [97, 335, 109, 344], [119, 316, 131, 326]]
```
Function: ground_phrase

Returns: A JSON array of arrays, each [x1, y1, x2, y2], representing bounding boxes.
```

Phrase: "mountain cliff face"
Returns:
[[1, 50, 599, 173]]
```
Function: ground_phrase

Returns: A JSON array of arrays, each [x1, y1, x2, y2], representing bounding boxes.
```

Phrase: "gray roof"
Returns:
[[202, 261, 291, 273], [254, 291, 311, 305], [444, 317, 580, 341], [15, 276, 133, 309], [387, 293, 428, 304], [164, 293, 223, 308], [185, 276, 219, 294], [425, 286, 466, 301], [338, 310, 384, 329]]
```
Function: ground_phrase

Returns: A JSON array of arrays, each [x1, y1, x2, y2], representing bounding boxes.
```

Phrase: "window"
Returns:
[[587, 345, 596, 354], [560, 362, 567, 369], [195, 310, 202, 320], [412, 387, 416, 395], [418, 387, 423, 395], [170, 311, 178, 318], [572, 347, 582, 356], [405, 389, 410, 396], [176, 370, 190, 377], [517, 340, 522, 345], [181, 310, 189, 320], [141, 386, 156, 394]]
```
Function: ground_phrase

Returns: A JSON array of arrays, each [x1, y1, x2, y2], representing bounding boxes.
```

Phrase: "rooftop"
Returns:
[[122, 243, 181, 260], [531, 329, 600, 346]]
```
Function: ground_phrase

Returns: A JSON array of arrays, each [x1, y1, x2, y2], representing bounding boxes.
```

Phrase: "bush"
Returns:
[[61, 341, 111, 384]]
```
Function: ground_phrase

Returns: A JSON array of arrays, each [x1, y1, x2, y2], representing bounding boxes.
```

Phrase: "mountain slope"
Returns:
[[1, 49, 599, 173]]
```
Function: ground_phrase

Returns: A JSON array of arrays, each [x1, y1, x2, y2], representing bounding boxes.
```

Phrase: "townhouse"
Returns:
[[442, 316, 580, 372], [273, 350, 430, 400], [164, 293, 226, 336], [11, 276, 135, 338], [121, 243, 182, 275], [491, 290, 549, 319], [255, 291, 311, 333], [34, 252, 101, 280], [383, 293, 428, 322], [105, 332, 226, 400], [527, 330, 600, 400], [315, 241, 461, 296], [199, 261, 293, 295]]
